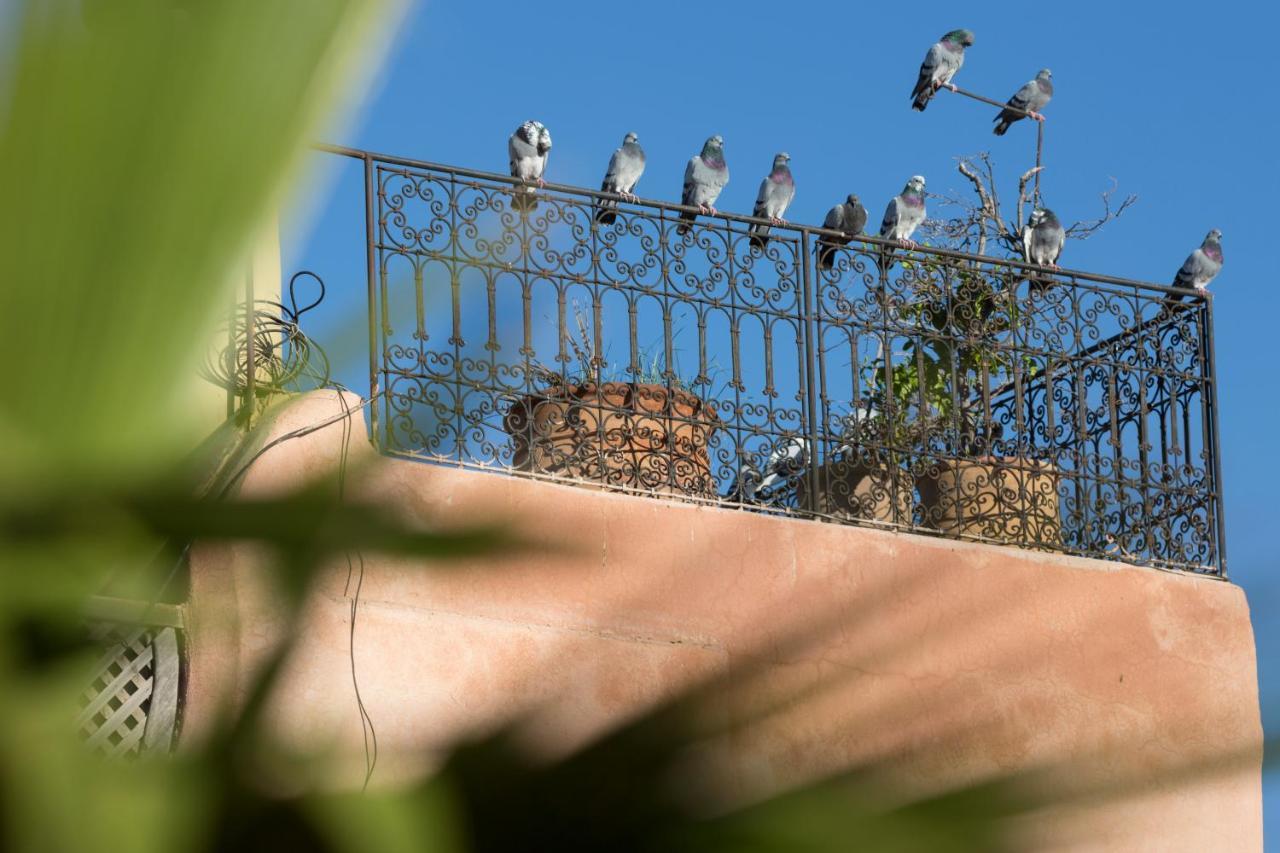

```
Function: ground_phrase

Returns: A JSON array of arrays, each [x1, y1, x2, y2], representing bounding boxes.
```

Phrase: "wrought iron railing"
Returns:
[[319, 145, 1225, 576]]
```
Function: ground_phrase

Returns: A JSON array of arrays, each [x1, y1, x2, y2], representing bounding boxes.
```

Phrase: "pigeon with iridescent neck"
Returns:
[[1172, 229, 1223, 300], [748, 152, 795, 251], [595, 132, 646, 225], [877, 175, 927, 277], [1022, 206, 1065, 292], [677, 135, 730, 235], [817, 194, 868, 271], [994, 69, 1053, 136], [911, 29, 975, 111], [508, 120, 552, 212]]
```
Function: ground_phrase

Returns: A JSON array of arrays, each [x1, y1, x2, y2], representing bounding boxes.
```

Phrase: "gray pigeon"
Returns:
[[1172, 229, 1224, 300], [911, 29, 975, 111], [994, 69, 1053, 136], [1021, 206, 1065, 292], [817, 193, 868, 271], [748, 152, 796, 251], [595, 131, 646, 225], [508, 120, 552, 212], [877, 175, 927, 276], [677, 135, 730, 235]]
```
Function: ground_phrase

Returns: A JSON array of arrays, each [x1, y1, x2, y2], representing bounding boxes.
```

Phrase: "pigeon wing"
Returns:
[[880, 196, 902, 238]]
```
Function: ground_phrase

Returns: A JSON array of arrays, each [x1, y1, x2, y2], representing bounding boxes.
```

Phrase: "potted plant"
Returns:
[[868, 263, 1062, 548], [794, 396, 915, 525], [502, 308, 721, 498]]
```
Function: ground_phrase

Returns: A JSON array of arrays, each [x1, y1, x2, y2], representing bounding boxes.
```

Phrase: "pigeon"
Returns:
[[595, 131, 646, 225], [1021, 206, 1065, 292], [508, 120, 552, 212], [993, 69, 1053, 136], [757, 436, 809, 499], [677, 135, 730, 235], [726, 459, 764, 503], [817, 194, 869, 271], [911, 29, 975, 111], [877, 175, 927, 276], [748, 152, 796, 251], [1172, 229, 1224, 300], [725, 436, 808, 505]]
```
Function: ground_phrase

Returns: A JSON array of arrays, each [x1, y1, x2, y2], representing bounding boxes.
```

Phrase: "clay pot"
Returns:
[[798, 456, 914, 524], [916, 456, 1061, 548], [503, 381, 720, 498]]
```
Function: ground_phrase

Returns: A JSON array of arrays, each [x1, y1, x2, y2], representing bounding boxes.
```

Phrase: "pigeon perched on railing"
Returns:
[[877, 175, 927, 277], [677, 135, 730, 235], [508, 120, 552, 212], [817, 194, 868, 271], [1172, 229, 1223, 300], [1022, 207, 1065, 292], [726, 436, 809, 505], [910, 29, 975, 112], [595, 132, 646, 225], [994, 69, 1053, 136], [748, 153, 796, 251]]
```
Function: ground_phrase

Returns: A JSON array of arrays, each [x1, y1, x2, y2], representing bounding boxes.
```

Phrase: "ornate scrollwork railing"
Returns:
[[319, 144, 1225, 576]]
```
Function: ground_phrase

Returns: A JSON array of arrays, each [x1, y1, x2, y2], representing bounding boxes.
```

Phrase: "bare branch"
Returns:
[[1015, 166, 1044, 232], [1065, 177, 1139, 240]]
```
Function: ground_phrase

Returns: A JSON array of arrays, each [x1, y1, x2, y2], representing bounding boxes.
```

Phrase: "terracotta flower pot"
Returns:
[[916, 456, 1061, 548], [798, 456, 914, 525], [503, 381, 720, 498]]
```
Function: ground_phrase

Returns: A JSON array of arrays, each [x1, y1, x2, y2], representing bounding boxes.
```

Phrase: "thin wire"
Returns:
[[331, 388, 378, 792]]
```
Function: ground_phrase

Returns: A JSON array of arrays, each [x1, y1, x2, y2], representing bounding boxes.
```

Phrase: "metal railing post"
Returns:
[[1203, 294, 1228, 576], [799, 230, 822, 515], [362, 153, 380, 447]]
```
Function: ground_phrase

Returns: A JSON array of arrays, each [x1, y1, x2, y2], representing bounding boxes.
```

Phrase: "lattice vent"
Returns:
[[76, 624, 179, 758]]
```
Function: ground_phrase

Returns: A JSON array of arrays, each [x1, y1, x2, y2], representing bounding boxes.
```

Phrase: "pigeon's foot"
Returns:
[[945, 83, 958, 92], [1030, 111, 1045, 122], [697, 204, 710, 215], [622, 192, 638, 203], [900, 239, 918, 250], [536, 178, 546, 188], [707, 206, 719, 217]]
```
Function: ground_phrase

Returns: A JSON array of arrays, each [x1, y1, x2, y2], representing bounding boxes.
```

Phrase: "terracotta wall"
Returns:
[[184, 391, 1262, 850]]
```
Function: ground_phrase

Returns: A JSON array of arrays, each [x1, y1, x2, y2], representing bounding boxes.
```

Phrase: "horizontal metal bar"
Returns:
[[85, 596, 185, 629], [948, 85, 1037, 116]]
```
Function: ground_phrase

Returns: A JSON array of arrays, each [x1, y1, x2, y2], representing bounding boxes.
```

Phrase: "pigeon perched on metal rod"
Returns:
[[817, 194, 869, 271], [1171, 229, 1223, 300], [1021, 206, 1065, 292], [748, 152, 795, 251], [595, 132, 646, 225], [508, 120, 552, 212], [677, 135, 730, 235], [994, 69, 1053, 136], [910, 29, 975, 112], [877, 175, 927, 277]]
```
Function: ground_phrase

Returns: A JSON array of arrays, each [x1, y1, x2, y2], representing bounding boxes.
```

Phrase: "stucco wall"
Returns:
[[184, 390, 1262, 850]]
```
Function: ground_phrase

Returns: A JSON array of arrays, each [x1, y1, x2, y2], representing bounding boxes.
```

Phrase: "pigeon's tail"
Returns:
[[748, 223, 770, 252], [992, 114, 1013, 136], [1027, 274, 1053, 295], [594, 200, 618, 226], [876, 243, 894, 279], [510, 188, 538, 212], [911, 90, 931, 112], [675, 210, 697, 236], [816, 240, 836, 271]]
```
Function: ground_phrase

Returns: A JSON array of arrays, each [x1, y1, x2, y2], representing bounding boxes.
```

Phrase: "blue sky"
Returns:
[[285, 0, 1280, 839]]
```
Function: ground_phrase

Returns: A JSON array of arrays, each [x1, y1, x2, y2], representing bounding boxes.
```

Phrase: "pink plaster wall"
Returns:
[[184, 391, 1263, 850]]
